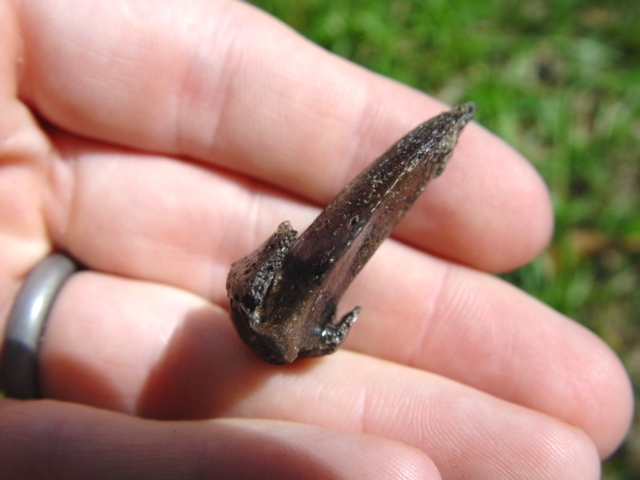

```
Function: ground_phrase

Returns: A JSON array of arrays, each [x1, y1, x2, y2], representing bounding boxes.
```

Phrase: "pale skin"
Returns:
[[0, 0, 633, 478]]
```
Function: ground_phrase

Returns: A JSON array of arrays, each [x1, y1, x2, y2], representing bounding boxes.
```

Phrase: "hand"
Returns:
[[0, 0, 633, 478]]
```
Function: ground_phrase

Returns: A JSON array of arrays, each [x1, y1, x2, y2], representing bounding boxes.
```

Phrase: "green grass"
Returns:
[[249, 1, 640, 477]]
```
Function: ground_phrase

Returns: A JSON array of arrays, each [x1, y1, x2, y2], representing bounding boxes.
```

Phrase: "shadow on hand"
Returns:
[[136, 305, 318, 419]]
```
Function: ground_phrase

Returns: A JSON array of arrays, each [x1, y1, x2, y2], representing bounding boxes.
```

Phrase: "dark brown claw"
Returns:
[[226, 103, 476, 364]]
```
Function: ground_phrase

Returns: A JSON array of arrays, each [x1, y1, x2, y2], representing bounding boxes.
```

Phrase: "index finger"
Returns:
[[15, 0, 552, 271]]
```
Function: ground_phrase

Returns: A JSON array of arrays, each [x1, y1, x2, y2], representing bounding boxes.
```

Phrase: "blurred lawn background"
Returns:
[[249, 1, 639, 478]]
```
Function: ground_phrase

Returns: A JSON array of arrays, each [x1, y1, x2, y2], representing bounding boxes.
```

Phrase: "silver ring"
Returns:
[[1, 253, 79, 399]]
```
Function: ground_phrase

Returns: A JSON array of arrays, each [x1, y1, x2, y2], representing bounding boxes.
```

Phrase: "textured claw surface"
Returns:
[[226, 104, 475, 364]]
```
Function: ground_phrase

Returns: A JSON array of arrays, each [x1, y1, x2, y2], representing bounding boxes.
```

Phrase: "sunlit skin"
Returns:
[[0, 1, 633, 478]]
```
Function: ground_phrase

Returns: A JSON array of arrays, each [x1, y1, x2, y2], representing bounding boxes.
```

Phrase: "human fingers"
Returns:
[[340, 240, 634, 460], [0, 0, 52, 286], [14, 0, 552, 271], [38, 273, 604, 479], [35, 135, 633, 457], [0, 399, 438, 479]]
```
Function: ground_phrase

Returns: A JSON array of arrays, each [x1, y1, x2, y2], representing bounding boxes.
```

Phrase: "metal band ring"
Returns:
[[1, 253, 79, 398]]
